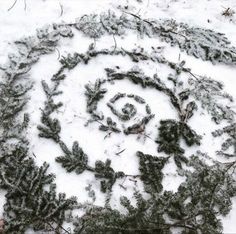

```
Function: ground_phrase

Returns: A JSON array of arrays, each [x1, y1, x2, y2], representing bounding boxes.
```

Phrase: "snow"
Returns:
[[0, 0, 236, 232]]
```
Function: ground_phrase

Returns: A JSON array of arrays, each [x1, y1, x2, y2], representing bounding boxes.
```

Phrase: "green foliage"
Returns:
[[105, 67, 182, 113], [73, 190, 167, 234], [73, 154, 236, 234], [4, 182, 77, 233], [59, 53, 81, 69], [107, 102, 137, 121], [0, 79, 32, 129], [94, 159, 125, 193], [188, 76, 234, 124], [137, 151, 168, 194], [213, 123, 236, 158], [85, 79, 107, 113], [124, 114, 154, 135], [0, 155, 76, 233], [56, 141, 89, 174], [75, 11, 128, 38], [37, 114, 61, 142], [72, 11, 236, 65], [156, 119, 201, 155], [0, 22, 76, 234], [157, 19, 236, 65], [41, 80, 63, 116], [131, 94, 145, 104], [99, 117, 121, 133]]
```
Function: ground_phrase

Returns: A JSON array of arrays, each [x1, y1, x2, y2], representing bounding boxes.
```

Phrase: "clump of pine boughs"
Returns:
[[0, 24, 76, 233], [69, 11, 236, 66], [124, 114, 155, 135], [213, 123, 236, 158], [99, 117, 121, 133], [72, 152, 236, 234], [156, 19, 236, 65], [156, 119, 201, 155], [85, 79, 107, 114], [2, 161, 77, 233], [137, 151, 168, 194], [94, 159, 125, 193], [188, 76, 235, 124], [56, 141, 89, 174]]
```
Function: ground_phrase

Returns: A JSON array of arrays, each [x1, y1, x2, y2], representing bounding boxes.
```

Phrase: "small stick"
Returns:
[[116, 148, 126, 156], [59, 2, 64, 17], [119, 184, 127, 190], [141, 133, 155, 142], [112, 34, 117, 51], [104, 131, 112, 139], [56, 48, 61, 60], [24, 0, 27, 11], [52, 218, 71, 234], [123, 10, 153, 26], [8, 0, 18, 11]]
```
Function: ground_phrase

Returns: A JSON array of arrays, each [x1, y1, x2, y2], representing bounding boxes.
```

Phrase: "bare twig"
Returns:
[[140, 133, 155, 142], [93, 38, 97, 49], [125, 174, 140, 178], [104, 131, 112, 139], [51, 218, 71, 234], [112, 34, 117, 51], [116, 148, 126, 156], [8, 0, 18, 11], [221, 6, 235, 17], [59, 2, 64, 17], [123, 10, 188, 40], [56, 48, 61, 60], [24, 0, 27, 11], [119, 184, 127, 190], [122, 10, 153, 26]]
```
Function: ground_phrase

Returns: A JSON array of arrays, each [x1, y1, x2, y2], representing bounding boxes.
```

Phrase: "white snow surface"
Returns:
[[0, 0, 236, 233]]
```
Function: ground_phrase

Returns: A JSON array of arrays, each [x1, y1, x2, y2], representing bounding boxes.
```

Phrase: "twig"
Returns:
[[46, 221, 58, 233], [104, 131, 112, 139], [141, 133, 155, 142], [95, 119, 104, 126], [52, 218, 71, 234], [125, 174, 140, 178], [77, 224, 85, 234], [7, 0, 18, 11], [187, 70, 200, 81], [56, 48, 61, 60], [59, 2, 64, 17], [93, 38, 96, 49], [119, 184, 127, 190], [178, 53, 181, 61], [112, 34, 117, 51], [123, 10, 188, 40], [116, 148, 126, 156], [122, 10, 153, 26], [24, 0, 27, 11]]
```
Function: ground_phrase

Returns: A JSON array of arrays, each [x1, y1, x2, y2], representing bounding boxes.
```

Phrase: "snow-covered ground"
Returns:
[[0, 0, 236, 233]]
